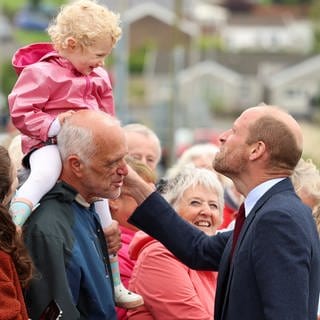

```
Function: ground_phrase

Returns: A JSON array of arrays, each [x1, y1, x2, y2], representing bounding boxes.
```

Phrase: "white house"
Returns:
[[266, 54, 320, 117], [221, 14, 313, 53]]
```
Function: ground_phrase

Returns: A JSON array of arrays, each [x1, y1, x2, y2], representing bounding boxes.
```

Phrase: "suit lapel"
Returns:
[[215, 178, 294, 319], [231, 178, 294, 263], [218, 212, 257, 319], [214, 236, 232, 320]]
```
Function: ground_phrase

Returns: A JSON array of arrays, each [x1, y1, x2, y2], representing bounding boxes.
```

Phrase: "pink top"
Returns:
[[127, 231, 217, 320], [8, 42, 114, 155], [117, 226, 136, 320]]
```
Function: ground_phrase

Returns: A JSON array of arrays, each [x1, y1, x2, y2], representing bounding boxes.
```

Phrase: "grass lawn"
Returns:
[[14, 29, 49, 44], [0, 0, 65, 14]]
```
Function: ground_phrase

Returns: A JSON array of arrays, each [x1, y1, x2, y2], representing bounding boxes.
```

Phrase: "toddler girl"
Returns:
[[8, 0, 143, 310]]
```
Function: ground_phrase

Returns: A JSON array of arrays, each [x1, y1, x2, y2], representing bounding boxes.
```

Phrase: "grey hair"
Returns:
[[162, 165, 224, 217], [291, 158, 320, 206], [57, 120, 94, 163], [123, 123, 161, 162], [57, 111, 121, 163], [166, 143, 219, 179]]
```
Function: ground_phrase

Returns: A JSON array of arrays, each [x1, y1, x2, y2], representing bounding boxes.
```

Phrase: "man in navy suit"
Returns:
[[125, 105, 320, 319]]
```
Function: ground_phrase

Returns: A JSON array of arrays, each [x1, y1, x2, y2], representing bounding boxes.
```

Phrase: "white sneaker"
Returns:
[[114, 283, 144, 309]]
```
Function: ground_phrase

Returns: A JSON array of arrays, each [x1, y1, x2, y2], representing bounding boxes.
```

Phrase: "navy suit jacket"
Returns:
[[129, 178, 320, 320]]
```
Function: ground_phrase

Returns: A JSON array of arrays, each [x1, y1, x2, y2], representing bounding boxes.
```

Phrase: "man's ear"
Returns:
[[249, 141, 266, 161], [68, 155, 83, 177]]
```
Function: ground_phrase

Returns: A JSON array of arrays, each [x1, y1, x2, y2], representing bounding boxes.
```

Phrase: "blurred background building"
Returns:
[[1, 0, 320, 166]]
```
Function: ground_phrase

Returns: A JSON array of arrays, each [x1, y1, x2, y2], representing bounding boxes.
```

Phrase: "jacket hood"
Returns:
[[12, 42, 57, 75], [129, 231, 156, 261]]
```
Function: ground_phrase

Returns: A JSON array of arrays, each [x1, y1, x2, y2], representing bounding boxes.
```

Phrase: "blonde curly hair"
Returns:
[[48, 0, 122, 50]]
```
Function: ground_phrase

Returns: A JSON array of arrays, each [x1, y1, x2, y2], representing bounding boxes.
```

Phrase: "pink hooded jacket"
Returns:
[[8, 43, 115, 155], [127, 231, 217, 320]]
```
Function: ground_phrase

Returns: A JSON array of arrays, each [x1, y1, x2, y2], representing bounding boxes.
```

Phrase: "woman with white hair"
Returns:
[[127, 166, 224, 319], [163, 143, 242, 230], [165, 143, 219, 179]]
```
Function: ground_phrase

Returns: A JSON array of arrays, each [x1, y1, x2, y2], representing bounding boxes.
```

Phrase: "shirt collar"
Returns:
[[75, 193, 90, 208], [244, 178, 285, 217]]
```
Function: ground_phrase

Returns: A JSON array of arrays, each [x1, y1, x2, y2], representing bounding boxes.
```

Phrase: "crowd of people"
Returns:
[[125, 105, 320, 320], [0, 0, 320, 319]]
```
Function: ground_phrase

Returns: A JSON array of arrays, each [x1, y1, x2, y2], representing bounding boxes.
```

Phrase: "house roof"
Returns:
[[122, 2, 199, 37], [251, 4, 310, 19], [266, 54, 320, 88], [209, 52, 309, 75], [178, 60, 242, 86], [151, 51, 308, 75], [227, 14, 288, 26]]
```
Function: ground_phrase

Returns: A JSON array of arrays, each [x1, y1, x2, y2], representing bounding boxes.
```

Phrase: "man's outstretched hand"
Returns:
[[122, 165, 155, 205]]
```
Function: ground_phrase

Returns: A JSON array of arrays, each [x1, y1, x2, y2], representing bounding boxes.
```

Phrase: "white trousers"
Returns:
[[17, 144, 112, 227]]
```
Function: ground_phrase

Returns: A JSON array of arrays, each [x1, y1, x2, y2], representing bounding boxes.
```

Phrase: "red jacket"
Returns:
[[8, 42, 115, 155], [127, 231, 217, 320], [0, 250, 29, 320]]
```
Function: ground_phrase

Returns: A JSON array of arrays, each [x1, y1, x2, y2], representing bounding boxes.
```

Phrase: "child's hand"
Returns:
[[57, 110, 76, 124], [103, 220, 121, 255]]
